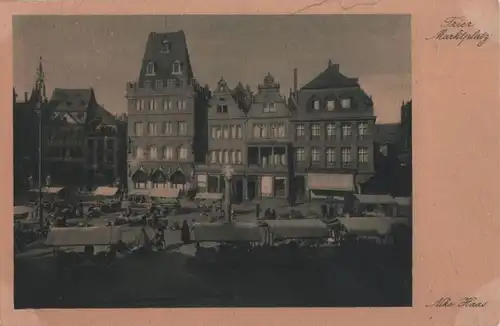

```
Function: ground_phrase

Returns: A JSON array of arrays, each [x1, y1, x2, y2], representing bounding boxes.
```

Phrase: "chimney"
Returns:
[[24, 92, 28, 102], [293, 68, 298, 92], [328, 60, 332, 67]]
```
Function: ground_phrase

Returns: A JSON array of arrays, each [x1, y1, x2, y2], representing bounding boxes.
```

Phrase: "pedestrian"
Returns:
[[271, 209, 277, 219], [181, 220, 191, 244], [256, 203, 261, 218], [321, 204, 327, 218]]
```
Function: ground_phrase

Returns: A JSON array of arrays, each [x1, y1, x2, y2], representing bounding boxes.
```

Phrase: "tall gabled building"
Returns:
[[288, 60, 376, 201], [194, 78, 248, 201], [125, 30, 210, 192]]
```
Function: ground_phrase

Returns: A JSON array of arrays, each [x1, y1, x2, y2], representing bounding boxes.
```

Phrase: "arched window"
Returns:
[[161, 40, 171, 53], [146, 61, 155, 76], [135, 147, 143, 159], [172, 61, 181, 75]]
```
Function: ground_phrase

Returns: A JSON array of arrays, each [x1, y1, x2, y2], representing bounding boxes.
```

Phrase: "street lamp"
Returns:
[[223, 165, 234, 223]]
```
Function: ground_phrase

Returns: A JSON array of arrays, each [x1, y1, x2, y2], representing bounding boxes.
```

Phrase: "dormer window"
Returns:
[[263, 102, 276, 113], [160, 40, 171, 53], [146, 61, 156, 76], [172, 61, 182, 75], [217, 104, 228, 113], [312, 100, 320, 110], [326, 99, 335, 111], [341, 98, 351, 109]]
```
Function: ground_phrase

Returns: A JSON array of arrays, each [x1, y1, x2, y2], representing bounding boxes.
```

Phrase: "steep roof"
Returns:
[[301, 63, 359, 90], [50, 88, 93, 112], [138, 30, 193, 84]]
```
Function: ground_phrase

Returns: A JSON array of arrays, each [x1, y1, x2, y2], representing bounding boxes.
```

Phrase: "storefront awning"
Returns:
[[394, 197, 411, 206], [150, 188, 180, 199], [354, 194, 396, 205], [310, 189, 345, 201], [307, 173, 354, 192], [14, 205, 37, 216], [93, 186, 119, 197], [30, 187, 64, 194], [195, 192, 223, 200]]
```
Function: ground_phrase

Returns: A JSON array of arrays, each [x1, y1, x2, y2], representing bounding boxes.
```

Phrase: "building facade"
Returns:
[[45, 88, 122, 189], [125, 30, 210, 192], [245, 73, 293, 200], [195, 78, 248, 201], [288, 61, 376, 200]]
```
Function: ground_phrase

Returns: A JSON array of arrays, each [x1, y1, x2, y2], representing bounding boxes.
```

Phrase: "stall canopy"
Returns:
[[307, 173, 355, 192], [45, 226, 122, 246], [128, 189, 152, 197], [193, 222, 262, 242], [150, 188, 180, 199], [394, 197, 411, 206], [195, 192, 223, 201], [30, 187, 64, 194], [354, 194, 397, 205], [14, 205, 38, 220], [262, 219, 329, 239], [93, 186, 119, 197]]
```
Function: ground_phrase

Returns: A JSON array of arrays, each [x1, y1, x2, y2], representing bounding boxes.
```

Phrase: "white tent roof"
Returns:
[[30, 187, 64, 194], [394, 197, 411, 206], [150, 188, 180, 198], [93, 186, 119, 197], [354, 194, 397, 205], [14, 205, 37, 216], [195, 192, 223, 200], [128, 189, 152, 196]]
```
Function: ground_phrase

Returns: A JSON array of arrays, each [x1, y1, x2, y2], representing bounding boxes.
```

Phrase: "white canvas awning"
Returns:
[[14, 205, 37, 216], [150, 188, 180, 199], [307, 173, 355, 192], [195, 192, 223, 200], [193, 222, 262, 242], [30, 187, 64, 194], [93, 186, 119, 197], [354, 194, 397, 205], [394, 197, 411, 206], [262, 219, 329, 239], [44, 226, 122, 246]]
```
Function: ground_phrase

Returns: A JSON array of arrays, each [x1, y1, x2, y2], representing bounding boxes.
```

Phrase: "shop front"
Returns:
[[306, 173, 355, 200]]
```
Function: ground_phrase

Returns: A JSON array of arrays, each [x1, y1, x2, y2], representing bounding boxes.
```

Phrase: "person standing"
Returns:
[[256, 203, 261, 218], [181, 220, 191, 244]]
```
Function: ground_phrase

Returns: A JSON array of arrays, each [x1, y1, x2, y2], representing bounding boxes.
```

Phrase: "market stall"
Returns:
[[194, 192, 223, 209]]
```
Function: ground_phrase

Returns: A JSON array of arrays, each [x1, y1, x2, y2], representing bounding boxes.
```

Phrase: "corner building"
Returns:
[[126, 30, 209, 191], [288, 61, 376, 200]]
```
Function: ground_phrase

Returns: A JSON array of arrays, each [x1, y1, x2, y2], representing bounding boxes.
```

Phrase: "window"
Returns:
[[134, 122, 144, 136], [342, 148, 351, 164], [341, 98, 351, 109], [163, 99, 172, 111], [161, 40, 171, 53], [271, 124, 278, 138], [253, 125, 261, 138], [213, 126, 222, 139], [236, 126, 242, 139], [218, 151, 223, 163], [178, 100, 187, 111], [231, 151, 236, 164], [148, 122, 156, 135], [358, 147, 369, 163], [162, 122, 172, 135], [231, 126, 236, 139], [312, 100, 320, 110], [149, 146, 158, 160], [136, 100, 145, 111], [236, 150, 242, 164], [326, 100, 335, 111], [217, 104, 228, 113], [261, 125, 269, 138], [178, 122, 187, 136], [146, 61, 155, 76], [358, 122, 368, 139], [210, 151, 217, 163], [172, 61, 181, 74], [278, 124, 285, 138], [148, 99, 157, 111], [163, 147, 173, 160], [326, 123, 336, 138], [223, 150, 229, 164], [135, 147, 143, 159], [326, 147, 335, 163], [263, 102, 276, 113], [295, 124, 305, 137], [311, 124, 320, 137], [342, 124, 352, 139], [223, 126, 229, 139], [295, 148, 305, 162], [311, 148, 320, 162], [211, 126, 217, 139], [179, 147, 188, 160], [155, 80, 163, 89], [144, 80, 152, 89]]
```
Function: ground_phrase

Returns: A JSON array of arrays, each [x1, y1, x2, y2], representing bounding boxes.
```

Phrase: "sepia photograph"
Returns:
[[13, 14, 412, 308]]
